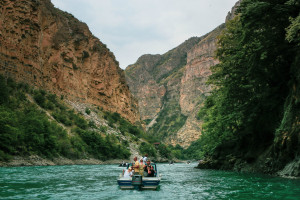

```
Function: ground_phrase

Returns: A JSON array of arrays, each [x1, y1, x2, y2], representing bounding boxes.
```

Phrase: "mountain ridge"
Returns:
[[0, 0, 140, 124], [125, 24, 225, 147]]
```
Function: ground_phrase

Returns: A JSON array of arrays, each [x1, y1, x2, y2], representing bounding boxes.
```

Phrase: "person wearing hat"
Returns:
[[124, 167, 133, 178]]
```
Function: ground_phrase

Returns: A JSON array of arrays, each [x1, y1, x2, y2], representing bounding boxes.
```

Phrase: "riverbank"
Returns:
[[196, 156, 300, 179], [0, 155, 130, 167], [0, 155, 192, 167]]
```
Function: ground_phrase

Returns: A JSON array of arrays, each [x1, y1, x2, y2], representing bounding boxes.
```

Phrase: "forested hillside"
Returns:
[[0, 0, 191, 165], [0, 76, 155, 164], [0, 75, 192, 164], [195, 0, 300, 177], [0, 0, 146, 165]]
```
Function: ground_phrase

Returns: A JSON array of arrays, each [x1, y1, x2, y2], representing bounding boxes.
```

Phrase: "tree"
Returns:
[[197, 0, 300, 156], [0, 76, 9, 104]]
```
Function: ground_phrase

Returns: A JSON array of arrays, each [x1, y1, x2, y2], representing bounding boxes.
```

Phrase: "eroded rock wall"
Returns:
[[126, 2, 241, 147], [0, 0, 139, 123], [169, 26, 224, 147], [125, 28, 224, 147]]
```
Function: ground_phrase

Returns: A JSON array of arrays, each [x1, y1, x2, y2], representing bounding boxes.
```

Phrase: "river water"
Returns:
[[0, 163, 299, 199]]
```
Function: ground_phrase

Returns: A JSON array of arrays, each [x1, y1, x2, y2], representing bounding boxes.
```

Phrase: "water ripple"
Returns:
[[1, 163, 300, 199]]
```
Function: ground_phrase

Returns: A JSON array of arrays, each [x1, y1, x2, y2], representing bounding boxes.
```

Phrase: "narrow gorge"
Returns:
[[124, 2, 240, 147]]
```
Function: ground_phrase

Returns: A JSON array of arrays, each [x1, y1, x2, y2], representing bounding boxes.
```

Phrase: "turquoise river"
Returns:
[[0, 163, 299, 199]]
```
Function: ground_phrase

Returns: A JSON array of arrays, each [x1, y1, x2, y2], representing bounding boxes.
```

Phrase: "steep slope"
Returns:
[[171, 25, 224, 147], [196, 0, 300, 177], [0, 0, 139, 123], [125, 1, 242, 148], [125, 37, 200, 121], [125, 25, 227, 147], [125, 37, 203, 146], [0, 75, 143, 165]]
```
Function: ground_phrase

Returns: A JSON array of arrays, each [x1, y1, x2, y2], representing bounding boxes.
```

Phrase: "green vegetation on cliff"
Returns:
[[148, 100, 188, 140], [191, 0, 300, 173], [0, 75, 185, 163], [0, 76, 131, 161]]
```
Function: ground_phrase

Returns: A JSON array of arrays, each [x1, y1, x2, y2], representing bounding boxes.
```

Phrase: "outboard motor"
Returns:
[[132, 175, 143, 190]]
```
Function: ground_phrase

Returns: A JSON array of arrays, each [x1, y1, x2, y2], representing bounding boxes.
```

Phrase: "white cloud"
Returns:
[[51, 0, 238, 69]]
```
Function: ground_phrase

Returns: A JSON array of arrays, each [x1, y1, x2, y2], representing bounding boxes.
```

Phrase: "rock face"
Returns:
[[125, 37, 203, 146], [225, 0, 242, 22], [125, 1, 242, 147], [171, 25, 224, 147], [0, 0, 139, 123], [125, 54, 166, 121], [125, 25, 225, 147]]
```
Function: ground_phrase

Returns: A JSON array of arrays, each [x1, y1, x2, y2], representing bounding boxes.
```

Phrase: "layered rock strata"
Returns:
[[0, 0, 139, 123], [125, 1, 241, 147], [169, 25, 224, 147], [125, 26, 225, 147]]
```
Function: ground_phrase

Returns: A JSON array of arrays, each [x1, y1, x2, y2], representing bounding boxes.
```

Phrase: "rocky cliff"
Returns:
[[172, 25, 225, 147], [125, 37, 198, 146], [125, 25, 226, 147], [125, 1, 243, 147], [0, 0, 139, 123]]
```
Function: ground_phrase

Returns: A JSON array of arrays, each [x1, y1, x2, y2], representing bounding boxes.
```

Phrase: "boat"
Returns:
[[117, 163, 161, 190]]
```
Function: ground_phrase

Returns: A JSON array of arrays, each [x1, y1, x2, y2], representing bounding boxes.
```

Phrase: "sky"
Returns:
[[51, 0, 238, 69]]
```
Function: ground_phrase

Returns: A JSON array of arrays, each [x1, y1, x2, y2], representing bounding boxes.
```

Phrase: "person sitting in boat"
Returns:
[[143, 159, 155, 177], [144, 159, 151, 170], [145, 165, 155, 177], [143, 154, 148, 163], [123, 167, 133, 178], [151, 166, 156, 175], [133, 157, 140, 174], [143, 159, 150, 176], [139, 158, 145, 176]]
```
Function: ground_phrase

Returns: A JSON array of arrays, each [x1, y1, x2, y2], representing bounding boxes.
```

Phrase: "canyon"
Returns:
[[1, 0, 298, 178], [124, 4, 241, 147]]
